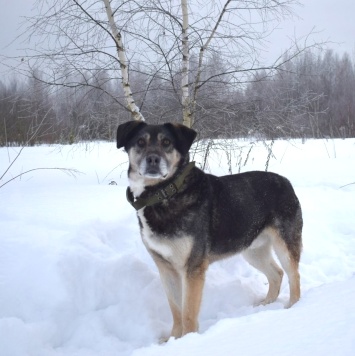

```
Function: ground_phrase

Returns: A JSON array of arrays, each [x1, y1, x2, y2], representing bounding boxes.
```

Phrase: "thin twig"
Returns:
[[0, 168, 82, 189], [265, 139, 275, 172], [0, 146, 26, 182], [339, 182, 355, 189]]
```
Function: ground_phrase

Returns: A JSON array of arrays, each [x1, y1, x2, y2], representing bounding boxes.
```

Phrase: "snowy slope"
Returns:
[[0, 139, 354, 356]]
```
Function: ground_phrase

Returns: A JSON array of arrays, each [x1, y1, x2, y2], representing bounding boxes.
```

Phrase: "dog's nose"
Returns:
[[146, 154, 161, 167]]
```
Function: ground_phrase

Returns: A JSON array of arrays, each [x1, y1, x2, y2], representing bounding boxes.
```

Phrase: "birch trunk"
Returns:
[[181, 0, 192, 128], [103, 0, 144, 121]]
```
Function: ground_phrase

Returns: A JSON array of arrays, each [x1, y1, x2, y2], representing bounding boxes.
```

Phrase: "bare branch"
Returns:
[[0, 167, 82, 189]]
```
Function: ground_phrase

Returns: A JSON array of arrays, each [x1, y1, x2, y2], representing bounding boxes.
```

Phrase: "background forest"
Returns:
[[1, 49, 354, 146]]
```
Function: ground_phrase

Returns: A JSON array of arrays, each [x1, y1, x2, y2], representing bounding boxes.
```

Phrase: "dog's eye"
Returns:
[[137, 138, 146, 147], [162, 138, 171, 147]]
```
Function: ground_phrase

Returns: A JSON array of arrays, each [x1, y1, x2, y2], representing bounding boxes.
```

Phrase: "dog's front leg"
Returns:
[[152, 256, 183, 340], [181, 259, 209, 336]]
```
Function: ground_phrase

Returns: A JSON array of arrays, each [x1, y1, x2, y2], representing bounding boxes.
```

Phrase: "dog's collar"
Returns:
[[126, 161, 195, 210]]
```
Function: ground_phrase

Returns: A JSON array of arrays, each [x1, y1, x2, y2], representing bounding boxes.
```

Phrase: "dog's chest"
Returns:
[[138, 209, 193, 268]]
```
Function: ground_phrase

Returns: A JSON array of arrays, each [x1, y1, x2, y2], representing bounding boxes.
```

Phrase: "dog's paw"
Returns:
[[284, 298, 299, 309], [253, 298, 269, 307], [158, 335, 175, 344], [253, 297, 280, 308]]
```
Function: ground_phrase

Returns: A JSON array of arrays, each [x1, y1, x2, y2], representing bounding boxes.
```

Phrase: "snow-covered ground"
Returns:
[[0, 138, 354, 356]]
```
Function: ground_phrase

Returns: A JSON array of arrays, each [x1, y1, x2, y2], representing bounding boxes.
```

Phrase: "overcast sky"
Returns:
[[0, 0, 354, 75], [265, 0, 355, 60]]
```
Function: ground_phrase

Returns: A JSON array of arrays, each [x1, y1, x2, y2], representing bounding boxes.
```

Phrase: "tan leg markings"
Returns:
[[152, 256, 183, 340], [243, 227, 301, 308], [243, 241, 284, 305], [272, 231, 301, 308], [284, 258, 300, 308], [181, 260, 209, 336]]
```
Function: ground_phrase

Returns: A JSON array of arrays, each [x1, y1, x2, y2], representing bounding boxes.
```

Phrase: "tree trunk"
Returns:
[[181, 0, 192, 128], [103, 0, 144, 121]]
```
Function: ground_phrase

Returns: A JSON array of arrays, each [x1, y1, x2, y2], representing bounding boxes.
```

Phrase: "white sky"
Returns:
[[0, 0, 354, 75], [265, 0, 355, 61]]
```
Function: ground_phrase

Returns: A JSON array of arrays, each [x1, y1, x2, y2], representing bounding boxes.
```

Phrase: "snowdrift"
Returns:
[[0, 138, 354, 356]]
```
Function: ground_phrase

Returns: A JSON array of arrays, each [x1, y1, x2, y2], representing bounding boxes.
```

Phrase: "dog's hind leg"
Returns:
[[272, 233, 301, 308], [242, 236, 284, 305]]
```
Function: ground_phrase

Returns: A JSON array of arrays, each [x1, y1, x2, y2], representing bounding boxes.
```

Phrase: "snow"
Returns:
[[0, 138, 355, 356]]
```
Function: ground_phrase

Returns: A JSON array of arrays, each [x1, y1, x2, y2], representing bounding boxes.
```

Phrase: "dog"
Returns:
[[116, 121, 303, 340]]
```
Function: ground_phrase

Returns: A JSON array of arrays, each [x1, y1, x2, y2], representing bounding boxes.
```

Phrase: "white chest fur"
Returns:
[[138, 209, 193, 270]]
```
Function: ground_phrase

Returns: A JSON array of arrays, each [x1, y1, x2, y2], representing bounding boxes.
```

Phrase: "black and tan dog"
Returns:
[[117, 121, 303, 340]]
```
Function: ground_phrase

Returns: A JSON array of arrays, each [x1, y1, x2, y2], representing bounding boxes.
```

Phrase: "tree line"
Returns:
[[1, 48, 354, 146]]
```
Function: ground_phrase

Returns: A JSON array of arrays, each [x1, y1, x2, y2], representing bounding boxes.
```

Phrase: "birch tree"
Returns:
[[15, 0, 316, 129], [102, 0, 144, 121], [180, 0, 191, 127]]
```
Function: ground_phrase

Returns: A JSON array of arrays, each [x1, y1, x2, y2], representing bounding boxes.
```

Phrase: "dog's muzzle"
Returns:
[[141, 154, 168, 178]]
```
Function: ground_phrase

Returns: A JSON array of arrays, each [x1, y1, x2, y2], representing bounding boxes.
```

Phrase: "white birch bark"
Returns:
[[103, 0, 145, 121], [181, 0, 191, 128]]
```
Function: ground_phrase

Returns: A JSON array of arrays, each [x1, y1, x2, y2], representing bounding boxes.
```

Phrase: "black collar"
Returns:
[[126, 161, 195, 210]]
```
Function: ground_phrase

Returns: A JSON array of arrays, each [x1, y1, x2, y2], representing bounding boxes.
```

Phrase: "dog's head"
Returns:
[[117, 121, 197, 189]]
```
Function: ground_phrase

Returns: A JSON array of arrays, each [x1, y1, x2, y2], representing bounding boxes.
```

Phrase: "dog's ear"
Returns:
[[164, 123, 197, 155], [117, 120, 147, 149]]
